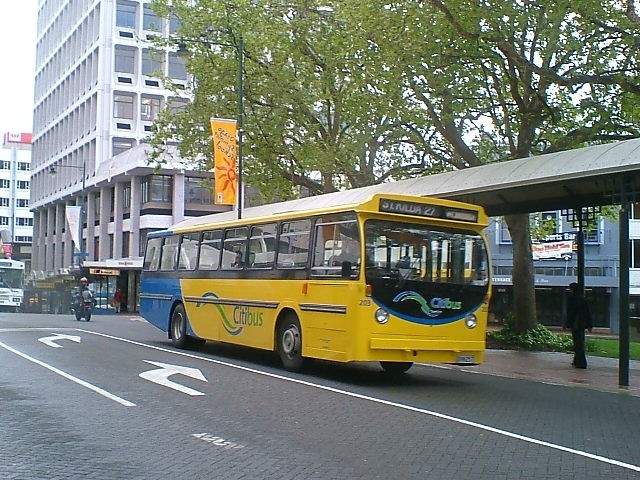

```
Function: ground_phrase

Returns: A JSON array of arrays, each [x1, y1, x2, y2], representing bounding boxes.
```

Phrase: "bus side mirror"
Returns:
[[341, 261, 352, 278]]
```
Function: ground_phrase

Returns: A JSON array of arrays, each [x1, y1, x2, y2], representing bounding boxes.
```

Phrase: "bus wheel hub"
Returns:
[[282, 326, 300, 356]]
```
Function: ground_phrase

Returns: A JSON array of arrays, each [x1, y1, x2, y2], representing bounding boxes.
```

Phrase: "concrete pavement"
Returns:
[[434, 349, 640, 397]]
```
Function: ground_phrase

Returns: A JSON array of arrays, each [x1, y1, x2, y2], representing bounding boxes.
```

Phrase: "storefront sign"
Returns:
[[532, 241, 573, 261], [90, 268, 120, 276]]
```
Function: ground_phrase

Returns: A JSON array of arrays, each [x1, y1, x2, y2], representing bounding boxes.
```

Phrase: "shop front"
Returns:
[[82, 259, 142, 313]]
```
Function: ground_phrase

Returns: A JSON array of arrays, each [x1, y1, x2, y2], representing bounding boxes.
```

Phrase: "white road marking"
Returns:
[[139, 360, 207, 396], [0, 340, 136, 407], [76, 329, 640, 473], [0, 327, 78, 332], [192, 433, 244, 450], [38, 333, 82, 348]]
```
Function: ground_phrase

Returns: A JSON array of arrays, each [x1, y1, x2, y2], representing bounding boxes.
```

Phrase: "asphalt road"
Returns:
[[0, 313, 639, 480]]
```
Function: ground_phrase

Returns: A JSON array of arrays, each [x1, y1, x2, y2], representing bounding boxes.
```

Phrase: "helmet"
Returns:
[[80, 277, 88, 284]]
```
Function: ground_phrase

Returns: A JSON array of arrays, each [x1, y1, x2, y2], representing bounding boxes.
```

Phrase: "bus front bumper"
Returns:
[[369, 338, 485, 364]]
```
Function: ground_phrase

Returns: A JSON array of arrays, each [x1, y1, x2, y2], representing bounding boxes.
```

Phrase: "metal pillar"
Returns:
[[237, 36, 244, 220], [619, 198, 630, 387], [576, 209, 585, 296]]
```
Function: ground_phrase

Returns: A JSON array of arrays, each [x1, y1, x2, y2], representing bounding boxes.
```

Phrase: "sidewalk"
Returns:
[[438, 349, 640, 396]]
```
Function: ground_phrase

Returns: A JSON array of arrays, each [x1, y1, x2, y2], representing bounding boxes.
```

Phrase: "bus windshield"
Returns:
[[365, 220, 488, 287], [0, 268, 23, 289]]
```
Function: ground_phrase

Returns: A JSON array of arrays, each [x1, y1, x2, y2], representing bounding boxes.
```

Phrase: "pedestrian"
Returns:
[[565, 282, 593, 369], [112, 288, 123, 313]]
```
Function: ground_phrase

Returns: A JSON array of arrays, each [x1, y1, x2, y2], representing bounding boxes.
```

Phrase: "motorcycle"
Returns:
[[73, 290, 94, 322]]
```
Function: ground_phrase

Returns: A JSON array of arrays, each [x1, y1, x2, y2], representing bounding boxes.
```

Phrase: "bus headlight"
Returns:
[[375, 308, 389, 324], [464, 314, 477, 329]]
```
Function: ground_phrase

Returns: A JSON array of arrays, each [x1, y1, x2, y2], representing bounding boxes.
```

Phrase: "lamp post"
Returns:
[[48, 158, 87, 268], [175, 34, 244, 219]]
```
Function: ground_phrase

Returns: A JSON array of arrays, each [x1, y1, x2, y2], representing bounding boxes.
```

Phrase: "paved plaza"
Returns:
[[1, 313, 639, 479]]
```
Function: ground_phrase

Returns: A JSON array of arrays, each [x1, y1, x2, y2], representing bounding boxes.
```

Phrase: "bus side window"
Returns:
[[221, 227, 248, 270], [178, 233, 200, 270], [143, 237, 163, 271], [198, 230, 222, 270], [248, 223, 276, 269], [160, 235, 180, 271], [276, 219, 311, 269]]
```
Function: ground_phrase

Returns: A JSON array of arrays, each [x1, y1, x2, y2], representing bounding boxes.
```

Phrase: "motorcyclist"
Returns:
[[74, 277, 95, 322]]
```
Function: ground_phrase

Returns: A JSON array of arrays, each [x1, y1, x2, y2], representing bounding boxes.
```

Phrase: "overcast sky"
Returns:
[[0, 1, 37, 136]]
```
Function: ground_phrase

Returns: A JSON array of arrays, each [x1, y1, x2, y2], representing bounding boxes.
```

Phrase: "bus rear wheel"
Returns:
[[277, 314, 305, 372], [170, 304, 190, 349], [380, 361, 413, 375]]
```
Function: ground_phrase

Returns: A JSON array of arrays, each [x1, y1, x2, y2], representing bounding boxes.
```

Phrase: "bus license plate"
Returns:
[[456, 355, 475, 364]]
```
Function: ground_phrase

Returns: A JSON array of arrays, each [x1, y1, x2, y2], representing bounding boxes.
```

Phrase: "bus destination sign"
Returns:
[[379, 199, 478, 223]]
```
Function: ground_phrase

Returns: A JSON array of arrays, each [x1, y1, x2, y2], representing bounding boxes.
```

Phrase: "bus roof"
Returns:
[[168, 191, 487, 234]]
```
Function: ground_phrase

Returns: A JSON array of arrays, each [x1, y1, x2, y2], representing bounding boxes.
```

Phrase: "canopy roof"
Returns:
[[174, 138, 640, 230]]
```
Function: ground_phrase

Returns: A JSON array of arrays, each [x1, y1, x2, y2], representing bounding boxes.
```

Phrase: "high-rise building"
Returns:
[[31, 0, 227, 312], [0, 133, 34, 270]]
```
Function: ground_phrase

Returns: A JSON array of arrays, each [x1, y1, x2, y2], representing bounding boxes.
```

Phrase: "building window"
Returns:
[[0, 161, 9, 170], [143, 5, 163, 32], [0, 180, 9, 189], [168, 97, 189, 113], [0, 198, 8, 207], [17, 181, 29, 189], [114, 46, 136, 74], [17, 162, 29, 171], [168, 53, 187, 81], [169, 14, 181, 34], [114, 93, 134, 119], [141, 175, 173, 203], [0, 217, 9, 226], [142, 49, 165, 76], [123, 184, 131, 208], [184, 177, 211, 205], [498, 220, 511, 244], [14, 236, 32, 243], [123, 231, 130, 257], [116, 0, 137, 29], [112, 137, 135, 156], [141, 96, 161, 122], [633, 240, 640, 269], [16, 199, 29, 207], [16, 217, 33, 226]]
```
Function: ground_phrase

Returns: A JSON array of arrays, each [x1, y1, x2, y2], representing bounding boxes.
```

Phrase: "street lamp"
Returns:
[[175, 33, 244, 219], [48, 158, 87, 268]]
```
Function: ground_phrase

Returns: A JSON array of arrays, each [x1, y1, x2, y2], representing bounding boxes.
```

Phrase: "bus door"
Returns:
[[303, 214, 361, 359]]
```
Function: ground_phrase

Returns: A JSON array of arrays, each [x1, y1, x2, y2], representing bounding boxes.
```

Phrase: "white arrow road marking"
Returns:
[[0, 340, 135, 407], [139, 360, 208, 396], [38, 333, 82, 348]]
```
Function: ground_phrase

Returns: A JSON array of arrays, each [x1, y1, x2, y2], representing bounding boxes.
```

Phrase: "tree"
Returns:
[[355, 0, 639, 331], [151, 0, 640, 332], [149, 0, 442, 203]]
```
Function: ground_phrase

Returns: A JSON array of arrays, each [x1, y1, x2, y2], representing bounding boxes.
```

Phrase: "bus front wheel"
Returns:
[[380, 361, 413, 375], [277, 314, 305, 372]]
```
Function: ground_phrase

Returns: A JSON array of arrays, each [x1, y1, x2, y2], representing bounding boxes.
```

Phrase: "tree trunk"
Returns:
[[504, 213, 538, 332]]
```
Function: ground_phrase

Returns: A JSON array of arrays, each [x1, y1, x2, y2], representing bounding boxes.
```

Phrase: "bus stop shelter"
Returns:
[[376, 138, 640, 387]]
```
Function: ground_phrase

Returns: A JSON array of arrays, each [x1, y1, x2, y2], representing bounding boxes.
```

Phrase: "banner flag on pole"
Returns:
[[210, 117, 238, 206], [65, 206, 82, 252]]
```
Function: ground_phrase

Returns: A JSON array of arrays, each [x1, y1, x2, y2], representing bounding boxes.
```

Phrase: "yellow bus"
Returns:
[[139, 193, 490, 374]]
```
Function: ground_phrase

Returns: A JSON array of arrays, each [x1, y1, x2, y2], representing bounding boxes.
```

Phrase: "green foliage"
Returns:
[[149, 0, 640, 331], [488, 317, 573, 352]]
